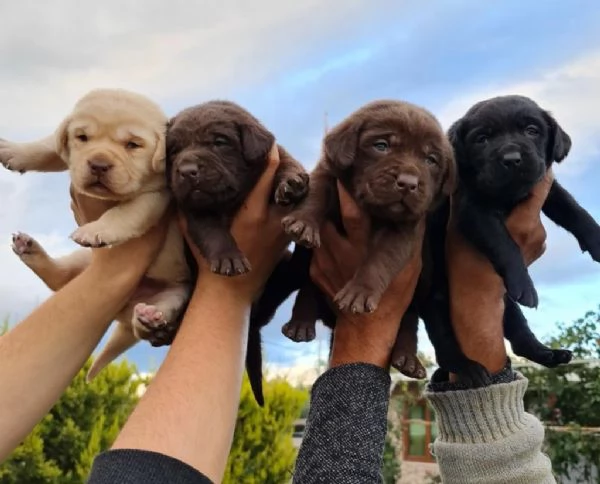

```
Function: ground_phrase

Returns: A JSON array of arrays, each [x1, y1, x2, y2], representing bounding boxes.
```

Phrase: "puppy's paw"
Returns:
[[274, 173, 309, 207], [505, 269, 538, 308], [133, 303, 178, 347], [334, 281, 381, 314], [70, 222, 125, 248], [282, 214, 320, 248], [392, 352, 427, 379], [281, 319, 316, 342], [11, 232, 43, 258], [0, 141, 27, 174], [210, 251, 251, 276], [580, 231, 600, 263], [531, 348, 573, 368]]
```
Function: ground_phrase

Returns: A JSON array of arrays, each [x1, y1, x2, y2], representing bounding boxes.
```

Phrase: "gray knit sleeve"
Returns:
[[293, 363, 391, 484], [424, 372, 556, 484]]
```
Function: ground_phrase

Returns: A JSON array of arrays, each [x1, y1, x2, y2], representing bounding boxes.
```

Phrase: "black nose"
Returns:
[[396, 174, 418, 192], [88, 159, 112, 175], [502, 151, 522, 167], [177, 164, 200, 181]]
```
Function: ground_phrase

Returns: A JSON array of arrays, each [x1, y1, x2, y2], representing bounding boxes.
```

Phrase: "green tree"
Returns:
[[223, 376, 308, 484], [0, 356, 143, 484]]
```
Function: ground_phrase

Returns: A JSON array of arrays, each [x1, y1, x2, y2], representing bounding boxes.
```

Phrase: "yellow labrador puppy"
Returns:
[[0, 88, 191, 380]]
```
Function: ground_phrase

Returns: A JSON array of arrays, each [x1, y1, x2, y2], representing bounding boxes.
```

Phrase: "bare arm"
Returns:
[[0, 134, 67, 173], [0, 221, 166, 461]]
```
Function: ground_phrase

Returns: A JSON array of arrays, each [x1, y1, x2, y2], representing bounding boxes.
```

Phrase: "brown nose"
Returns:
[[88, 159, 113, 175], [177, 164, 200, 181], [396, 174, 418, 192]]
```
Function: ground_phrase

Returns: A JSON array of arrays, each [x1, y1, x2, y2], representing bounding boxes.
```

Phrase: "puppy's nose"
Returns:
[[502, 151, 522, 167], [177, 164, 200, 181], [88, 159, 113, 175], [396, 174, 419, 192]]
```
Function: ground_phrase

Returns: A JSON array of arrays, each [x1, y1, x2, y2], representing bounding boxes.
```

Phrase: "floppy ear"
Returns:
[[441, 149, 457, 196], [323, 119, 361, 174], [240, 122, 275, 163], [54, 116, 72, 160], [151, 122, 168, 173], [446, 119, 465, 155], [544, 111, 572, 163]]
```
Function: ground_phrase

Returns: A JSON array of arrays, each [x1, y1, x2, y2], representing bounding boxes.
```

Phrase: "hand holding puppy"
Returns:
[[309, 181, 424, 368], [446, 170, 553, 374]]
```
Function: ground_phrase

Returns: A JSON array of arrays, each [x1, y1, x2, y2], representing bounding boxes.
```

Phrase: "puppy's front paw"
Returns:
[[274, 173, 309, 207], [282, 214, 320, 248], [580, 231, 600, 263], [133, 303, 178, 347], [210, 251, 251, 276], [505, 268, 538, 308], [70, 222, 125, 248], [392, 352, 427, 379], [0, 141, 27, 174], [334, 281, 381, 314], [11, 232, 42, 258], [281, 319, 316, 342]]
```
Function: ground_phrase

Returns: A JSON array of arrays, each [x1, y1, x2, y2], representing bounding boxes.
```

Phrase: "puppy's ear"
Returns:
[[151, 122, 168, 173], [240, 122, 275, 163], [441, 148, 457, 196], [54, 116, 72, 160], [323, 119, 362, 174], [446, 119, 465, 155], [544, 111, 572, 163]]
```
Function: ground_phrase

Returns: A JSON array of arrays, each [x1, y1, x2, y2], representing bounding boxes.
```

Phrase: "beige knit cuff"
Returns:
[[423, 372, 530, 444]]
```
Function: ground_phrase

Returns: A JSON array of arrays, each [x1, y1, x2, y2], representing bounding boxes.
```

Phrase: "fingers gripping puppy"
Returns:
[[4, 89, 191, 380]]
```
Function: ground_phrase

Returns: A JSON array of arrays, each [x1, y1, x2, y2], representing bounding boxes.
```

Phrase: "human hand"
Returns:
[[446, 170, 554, 374], [179, 143, 290, 303], [309, 180, 424, 368]]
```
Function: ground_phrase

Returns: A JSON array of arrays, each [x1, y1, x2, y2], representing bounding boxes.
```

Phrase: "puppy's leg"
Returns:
[[391, 308, 426, 379], [282, 282, 320, 342], [457, 196, 538, 308], [71, 190, 171, 248], [334, 227, 416, 314], [0, 135, 66, 173], [87, 322, 138, 381], [543, 179, 600, 262], [11, 232, 90, 291], [132, 283, 191, 347], [272, 145, 309, 207], [185, 214, 251, 276], [503, 296, 572, 367], [282, 165, 335, 249]]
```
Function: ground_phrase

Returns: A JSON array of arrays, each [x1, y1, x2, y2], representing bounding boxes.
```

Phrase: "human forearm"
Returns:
[[425, 373, 555, 484], [110, 278, 250, 483], [0, 266, 140, 460]]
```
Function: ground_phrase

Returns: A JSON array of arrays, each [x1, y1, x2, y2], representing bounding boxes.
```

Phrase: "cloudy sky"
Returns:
[[2, 0, 600, 376]]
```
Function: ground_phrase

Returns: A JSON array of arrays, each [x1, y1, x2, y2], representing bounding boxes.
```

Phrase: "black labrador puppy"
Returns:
[[443, 94, 600, 369]]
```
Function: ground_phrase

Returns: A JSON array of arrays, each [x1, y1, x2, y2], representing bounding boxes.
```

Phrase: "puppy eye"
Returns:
[[475, 134, 489, 144], [76, 134, 88, 142], [126, 141, 141, 149], [425, 154, 438, 165], [373, 139, 389, 152], [213, 136, 229, 147], [525, 125, 540, 137]]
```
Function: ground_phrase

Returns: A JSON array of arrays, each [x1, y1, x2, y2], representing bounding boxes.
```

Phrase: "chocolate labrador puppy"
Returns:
[[277, 99, 456, 379], [166, 100, 309, 405], [445, 94, 600, 369]]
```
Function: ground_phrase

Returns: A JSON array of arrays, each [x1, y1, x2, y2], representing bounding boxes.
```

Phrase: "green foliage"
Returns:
[[223, 375, 308, 484], [520, 305, 600, 483], [0, 359, 143, 484], [382, 419, 401, 484]]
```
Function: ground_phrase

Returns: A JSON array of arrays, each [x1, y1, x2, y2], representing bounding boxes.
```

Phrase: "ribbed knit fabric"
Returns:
[[424, 373, 556, 484], [293, 363, 391, 483]]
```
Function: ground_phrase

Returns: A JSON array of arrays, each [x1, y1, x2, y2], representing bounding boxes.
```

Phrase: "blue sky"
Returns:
[[1, 0, 599, 377]]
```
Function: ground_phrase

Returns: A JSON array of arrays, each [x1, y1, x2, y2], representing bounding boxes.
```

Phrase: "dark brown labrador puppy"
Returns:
[[165, 100, 309, 405], [279, 100, 456, 378]]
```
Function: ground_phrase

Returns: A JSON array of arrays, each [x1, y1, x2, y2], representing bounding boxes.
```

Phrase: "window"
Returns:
[[402, 399, 437, 463]]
